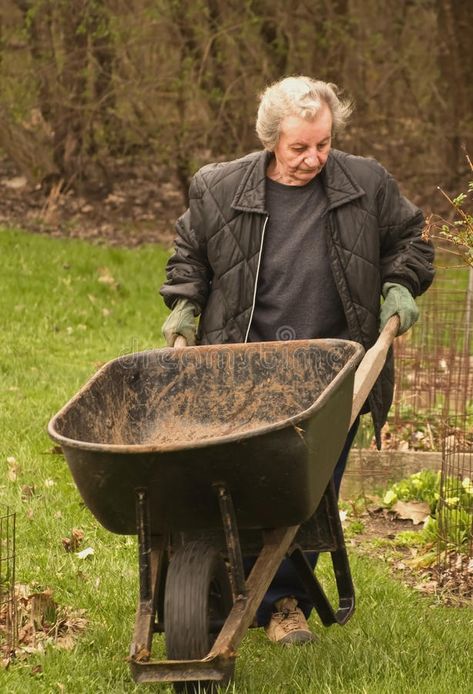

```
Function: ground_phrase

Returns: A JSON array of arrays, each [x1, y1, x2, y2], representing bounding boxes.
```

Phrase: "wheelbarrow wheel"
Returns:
[[164, 540, 234, 693]]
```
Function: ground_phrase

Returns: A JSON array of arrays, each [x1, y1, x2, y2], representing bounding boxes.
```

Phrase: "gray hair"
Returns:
[[256, 76, 353, 150]]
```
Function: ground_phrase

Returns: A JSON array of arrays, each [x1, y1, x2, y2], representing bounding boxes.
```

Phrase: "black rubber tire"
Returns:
[[164, 541, 234, 693], [156, 548, 169, 629]]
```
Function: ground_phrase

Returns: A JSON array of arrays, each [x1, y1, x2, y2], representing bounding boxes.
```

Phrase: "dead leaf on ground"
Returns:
[[391, 500, 431, 525], [3, 176, 27, 190], [21, 484, 35, 500], [7, 456, 19, 481], [62, 528, 84, 552], [97, 266, 118, 289], [414, 580, 439, 594], [131, 647, 150, 662], [1, 584, 88, 660]]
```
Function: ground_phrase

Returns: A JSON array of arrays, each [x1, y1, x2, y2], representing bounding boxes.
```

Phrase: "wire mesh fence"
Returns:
[[386, 283, 473, 451], [351, 262, 473, 596], [354, 265, 473, 451], [0, 504, 16, 658], [436, 416, 473, 596], [396, 270, 473, 595]]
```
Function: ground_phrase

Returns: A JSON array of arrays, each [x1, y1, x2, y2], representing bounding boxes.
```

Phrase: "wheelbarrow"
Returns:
[[48, 317, 399, 692]]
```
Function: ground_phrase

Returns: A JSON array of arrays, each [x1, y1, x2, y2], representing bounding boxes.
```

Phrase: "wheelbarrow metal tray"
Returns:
[[48, 339, 363, 534]]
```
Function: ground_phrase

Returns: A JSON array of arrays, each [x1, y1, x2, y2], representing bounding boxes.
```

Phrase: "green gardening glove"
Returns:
[[162, 298, 198, 346], [380, 282, 419, 335]]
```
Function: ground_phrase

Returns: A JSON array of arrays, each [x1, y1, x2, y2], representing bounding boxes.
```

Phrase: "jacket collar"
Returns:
[[321, 150, 366, 209], [231, 148, 365, 213], [231, 151, 271, 213]]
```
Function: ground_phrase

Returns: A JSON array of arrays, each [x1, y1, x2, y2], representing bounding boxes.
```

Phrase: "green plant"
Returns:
[[425, 154, 473, 266], [382, 470, 441, 512], [382, 470, 473, 550], [345, 519, 365, 538], [393, 530, 426, 548]]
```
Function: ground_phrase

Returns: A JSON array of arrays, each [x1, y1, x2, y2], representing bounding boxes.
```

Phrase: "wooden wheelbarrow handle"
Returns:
[[173, 335, 188, 348], [349, 315, 400, 428]]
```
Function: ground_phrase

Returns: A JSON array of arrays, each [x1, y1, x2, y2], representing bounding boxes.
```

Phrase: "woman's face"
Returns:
[[268, 106, 333, 186]]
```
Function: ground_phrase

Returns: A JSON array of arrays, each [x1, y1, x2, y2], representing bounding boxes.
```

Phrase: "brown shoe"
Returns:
[[264, 597, 316, 645]]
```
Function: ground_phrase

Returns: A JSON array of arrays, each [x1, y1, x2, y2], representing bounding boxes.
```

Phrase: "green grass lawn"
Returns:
[[1, 227, 473, 694]]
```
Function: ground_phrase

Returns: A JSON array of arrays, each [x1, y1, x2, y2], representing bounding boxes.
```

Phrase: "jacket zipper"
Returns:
[[244, 214, 269, 342]]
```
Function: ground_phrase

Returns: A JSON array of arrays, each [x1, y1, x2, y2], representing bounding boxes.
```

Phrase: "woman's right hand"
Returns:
[[161, 298, 197, 346]]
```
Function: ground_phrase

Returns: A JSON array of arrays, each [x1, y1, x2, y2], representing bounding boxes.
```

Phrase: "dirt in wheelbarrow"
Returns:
[[144, 417, 271, 446], [343, 500, 473, 606]]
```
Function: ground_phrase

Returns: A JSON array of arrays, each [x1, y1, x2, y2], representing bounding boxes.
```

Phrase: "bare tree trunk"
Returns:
[[52, 1, 89, 186], [436, 0, 473, 181], [14, 0, 55, 124], [167, 0, 204, 202], [89, 1, 118, 153], [13, 0, 111, 192]]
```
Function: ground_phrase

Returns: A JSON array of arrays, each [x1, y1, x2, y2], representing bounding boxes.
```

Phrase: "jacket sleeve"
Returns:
[[160, 173, 212, 312], [377, 172, 435, 297]]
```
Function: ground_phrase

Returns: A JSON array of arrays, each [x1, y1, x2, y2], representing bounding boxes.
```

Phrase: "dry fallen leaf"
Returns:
[[391, 500, 430, 525], [133, 647, 151, 662], [97, 266, 118, 289], [4, 584, 88, 658], [7, 456, 19, 482], [55, 633, 76, 650], [62, 528, 84, 553], [413, 580, 438, 594], [394, 561, 407, 570], [3, 176, 27, 189], [21, 484, 35, 500]]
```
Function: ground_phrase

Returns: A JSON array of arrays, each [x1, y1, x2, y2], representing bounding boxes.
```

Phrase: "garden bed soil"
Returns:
[[346, 505, 473, 605], [0, 155, 186, 247]]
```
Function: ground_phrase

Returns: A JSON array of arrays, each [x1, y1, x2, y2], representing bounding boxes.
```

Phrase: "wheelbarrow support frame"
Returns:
[[130, 481, 354, 684]]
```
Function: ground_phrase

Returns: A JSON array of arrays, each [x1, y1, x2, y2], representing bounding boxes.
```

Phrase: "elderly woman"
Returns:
[[160, 76, 434, 645]]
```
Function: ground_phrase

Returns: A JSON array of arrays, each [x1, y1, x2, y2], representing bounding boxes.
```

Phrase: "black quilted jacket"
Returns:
[[161, 149, 435, 443]]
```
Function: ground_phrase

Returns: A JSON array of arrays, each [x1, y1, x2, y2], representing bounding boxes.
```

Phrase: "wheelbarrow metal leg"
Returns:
[[130, 488, 166, 660], [206, 524, 300, 660], [325, 478, 356, 624], [214, 483, 247, 599], [288, 479, 355, 626], [136, 488, 152, 602], [287, 545, 354, 626]]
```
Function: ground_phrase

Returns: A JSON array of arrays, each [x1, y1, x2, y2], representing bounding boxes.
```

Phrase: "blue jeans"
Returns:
[[245, 417, 360, 626]]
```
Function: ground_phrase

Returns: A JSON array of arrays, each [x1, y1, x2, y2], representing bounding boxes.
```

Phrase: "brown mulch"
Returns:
[[0, 156, 186, 248]]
